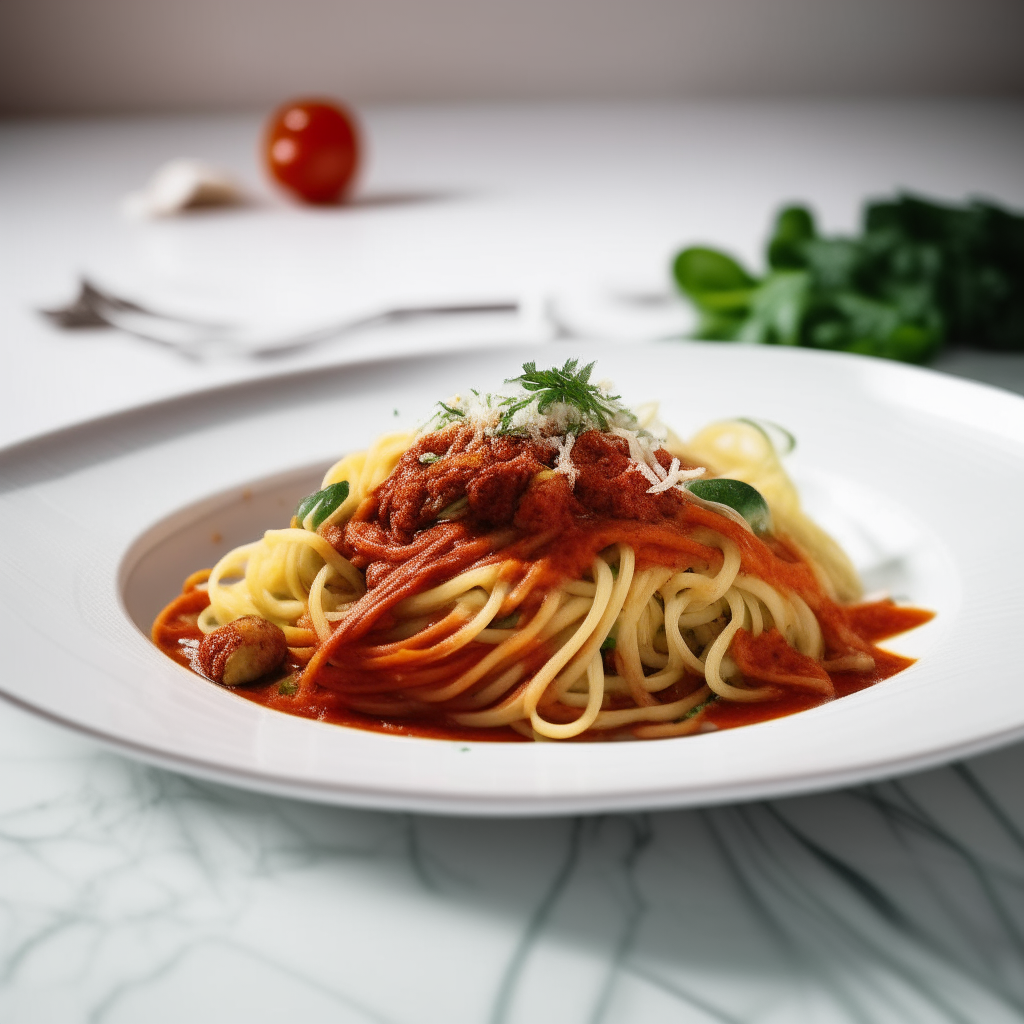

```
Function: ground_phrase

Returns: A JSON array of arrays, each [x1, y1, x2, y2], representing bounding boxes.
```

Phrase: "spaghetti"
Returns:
[[153, 360, 932, 741]]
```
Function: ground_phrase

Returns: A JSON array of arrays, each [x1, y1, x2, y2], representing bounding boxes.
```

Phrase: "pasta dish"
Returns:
[[153, 360, 931, 741]]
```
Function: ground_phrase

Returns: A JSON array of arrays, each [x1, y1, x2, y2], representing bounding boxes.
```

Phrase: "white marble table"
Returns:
[[2, 102, 1024, 1022]]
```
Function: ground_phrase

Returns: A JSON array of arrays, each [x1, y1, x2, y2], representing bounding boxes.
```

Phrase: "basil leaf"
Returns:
[[673, 192, 1024, 363], [673, 247, 757, 307], [694, 309, 748, 341], [767, 205, 816, 270], [736, 271, 810, 347], [686, 478, 772, 536], [295, 480, 350, 530]]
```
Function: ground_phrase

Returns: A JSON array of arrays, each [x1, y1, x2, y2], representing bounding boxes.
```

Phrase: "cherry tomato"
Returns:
[[264, 99, 360, 204]]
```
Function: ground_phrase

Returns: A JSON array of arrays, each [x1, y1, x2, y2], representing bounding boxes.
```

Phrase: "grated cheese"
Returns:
[[553, 432, 578, 489], [423, 378, 704, 497], [646, 458, 706, 494]]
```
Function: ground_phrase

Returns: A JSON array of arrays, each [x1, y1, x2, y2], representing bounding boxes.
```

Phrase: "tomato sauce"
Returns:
[[151, 425, 934, 741], [703, 603, 924, 731]]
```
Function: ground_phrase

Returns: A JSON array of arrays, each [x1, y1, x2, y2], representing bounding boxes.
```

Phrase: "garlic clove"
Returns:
[[122, 158, 245, 219]]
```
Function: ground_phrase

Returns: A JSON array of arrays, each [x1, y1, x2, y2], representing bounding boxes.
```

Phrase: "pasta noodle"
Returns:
[[152, 360, 932, 741]]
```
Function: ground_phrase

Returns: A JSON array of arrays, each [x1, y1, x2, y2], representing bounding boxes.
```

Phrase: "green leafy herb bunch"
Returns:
[[673, 194, 1024, 364]]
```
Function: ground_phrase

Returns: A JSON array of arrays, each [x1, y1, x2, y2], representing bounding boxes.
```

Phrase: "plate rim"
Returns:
[[5, 339, 1024, 815], [4, 682, 1024, 817]]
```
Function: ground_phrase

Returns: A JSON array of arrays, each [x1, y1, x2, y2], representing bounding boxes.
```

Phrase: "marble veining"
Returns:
[[1, 698, 1023, 1023]]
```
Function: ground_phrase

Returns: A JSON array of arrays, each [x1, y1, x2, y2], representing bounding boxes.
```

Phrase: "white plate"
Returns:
[[1, 342, 1021, 815]]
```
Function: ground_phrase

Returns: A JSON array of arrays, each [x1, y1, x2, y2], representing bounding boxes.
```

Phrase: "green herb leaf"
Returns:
[[672, 192, 1024, 363], [419, 452, 441, 465], [693, 309, 748, 341], [278, 677, 299, 696], [736, 270, 809, 347], [686, 478, 773, 535], [767, 206, 816, 270], [295, 480, 350, 530], [683, 694, 718, 720], [673, 247, 757, 301], [499, 359, 625, 434], [600, 635, 617, 651]]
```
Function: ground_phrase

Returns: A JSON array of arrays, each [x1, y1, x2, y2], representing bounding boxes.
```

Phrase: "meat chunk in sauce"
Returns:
[[196, 615, 288, 686]]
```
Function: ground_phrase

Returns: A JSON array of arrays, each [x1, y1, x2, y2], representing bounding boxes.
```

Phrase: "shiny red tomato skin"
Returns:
[[264, 99, 360, 204]]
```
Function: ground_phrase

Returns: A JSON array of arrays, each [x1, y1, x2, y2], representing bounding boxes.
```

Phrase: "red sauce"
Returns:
[[730, 628, 832, 689], [704, 610, 921, 731], [152, 426, 934, 741], [843, 601, 935, 642]]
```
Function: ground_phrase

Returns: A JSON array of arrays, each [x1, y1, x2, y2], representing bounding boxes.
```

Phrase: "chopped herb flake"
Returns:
[[683, 694, 717, 720], [437, 401, 465, 418]]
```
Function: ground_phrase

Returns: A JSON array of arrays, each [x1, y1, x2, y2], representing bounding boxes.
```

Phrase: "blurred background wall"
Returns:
[[1, 0, 1023, 114]]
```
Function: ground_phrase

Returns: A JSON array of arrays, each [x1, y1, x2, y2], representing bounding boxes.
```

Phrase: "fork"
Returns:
[[42, 278, 521, 361]]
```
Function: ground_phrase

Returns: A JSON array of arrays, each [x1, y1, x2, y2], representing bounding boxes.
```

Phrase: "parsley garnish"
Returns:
[[437, 401, 464, 419], [498, 359, 622, 434], [430, 400, 467, 429]]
